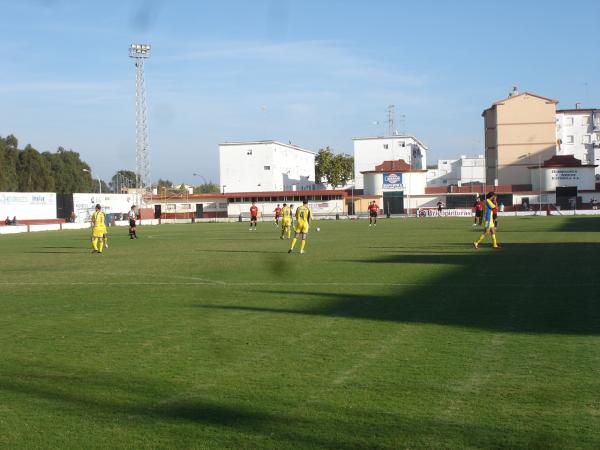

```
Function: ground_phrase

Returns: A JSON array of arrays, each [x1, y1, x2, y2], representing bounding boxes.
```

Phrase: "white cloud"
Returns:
[[167, 40, 427, 88]]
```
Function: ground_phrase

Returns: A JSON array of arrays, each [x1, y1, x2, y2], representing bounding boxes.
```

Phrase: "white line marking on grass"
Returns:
[[1, 280, 598, 288]]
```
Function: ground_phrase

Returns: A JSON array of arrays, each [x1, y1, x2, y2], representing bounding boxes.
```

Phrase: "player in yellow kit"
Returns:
[[91, 204, 107, 254], [473, 192, 501, 249], [288, 199, 311, 254], [280, 203, 292, 239]]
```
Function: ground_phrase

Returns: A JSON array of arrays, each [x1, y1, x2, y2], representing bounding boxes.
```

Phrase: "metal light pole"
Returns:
[[129, 43, 151, 190], [538, 154, 542, 213], [83, 169, 101, 193]]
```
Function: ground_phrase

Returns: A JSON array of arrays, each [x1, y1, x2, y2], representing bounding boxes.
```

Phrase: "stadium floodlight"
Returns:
[[129, 43, 152, 191]]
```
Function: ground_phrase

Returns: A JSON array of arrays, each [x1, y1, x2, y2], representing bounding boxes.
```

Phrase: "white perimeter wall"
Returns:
[[0, 192, 56, 220], [228, 199, 344, 217], [73, 193, 142, 223]]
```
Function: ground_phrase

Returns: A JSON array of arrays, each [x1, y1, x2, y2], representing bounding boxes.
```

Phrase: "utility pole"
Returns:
[[129, 43, 151, 190]]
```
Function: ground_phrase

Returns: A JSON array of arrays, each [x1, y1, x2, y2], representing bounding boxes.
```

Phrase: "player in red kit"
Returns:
[[249, 202, 259, 231], [473, 197, 483, 226], [273, 204, 282, 225], [368, 201, 380, 227]]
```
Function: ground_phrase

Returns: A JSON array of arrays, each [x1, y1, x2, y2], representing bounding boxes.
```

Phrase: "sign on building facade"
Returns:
[[383, 172, 403, 190]]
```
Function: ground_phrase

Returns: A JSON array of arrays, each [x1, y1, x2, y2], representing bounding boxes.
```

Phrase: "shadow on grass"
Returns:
[[24, 250, 91, 254], [1, 359, 595, 449], [199, 242, 600, 335], [198, 249, 284, 254], [557, 216, 600, 232]]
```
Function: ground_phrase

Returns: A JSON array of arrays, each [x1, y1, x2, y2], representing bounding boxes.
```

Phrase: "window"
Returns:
[[264, 165, 271, 170], [246, 149, 253, 155], [180, 204, 191, 210], [582, 135, 591, 144], [565, 135, 574, 144], [383, 144, 389, 149], [581, 116, 590, 126], [565, 117, 574, 126], [399, 141, 406, 147]]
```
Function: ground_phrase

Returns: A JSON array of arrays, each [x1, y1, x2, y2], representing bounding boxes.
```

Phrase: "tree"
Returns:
[[0, 135, 94, 192], [17, 144, 55, 192], [110, 170, 137, 193], [0, 137, 19, 191], [44, 147, 93, 193], [315, 147, 354, 188], [91, 178, 110, 193], [193, 182, 220, 194]]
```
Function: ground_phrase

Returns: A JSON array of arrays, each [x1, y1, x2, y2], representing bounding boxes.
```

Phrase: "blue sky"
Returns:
[[1, 0, 599, 184]]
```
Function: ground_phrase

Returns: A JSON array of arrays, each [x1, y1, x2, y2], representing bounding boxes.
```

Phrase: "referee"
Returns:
[[128, 205, 138, 239]]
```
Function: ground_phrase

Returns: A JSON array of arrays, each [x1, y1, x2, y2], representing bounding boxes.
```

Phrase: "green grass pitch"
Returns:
[[1, 216, 599, 449]]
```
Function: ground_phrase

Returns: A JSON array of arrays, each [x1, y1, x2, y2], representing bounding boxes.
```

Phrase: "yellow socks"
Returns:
[[92, 238, 98, 251], [290, 238, 297, 250], [300, 240, 306, 252], [98, 238, 104, 253], [475, 234, 485, 244], [491, 234, 498, 247]]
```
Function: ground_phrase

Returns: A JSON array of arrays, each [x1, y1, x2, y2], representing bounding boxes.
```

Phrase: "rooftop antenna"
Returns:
[[509, 85, 519, 97], [129, 43, 151, 190], [387, 104, 396, 136]]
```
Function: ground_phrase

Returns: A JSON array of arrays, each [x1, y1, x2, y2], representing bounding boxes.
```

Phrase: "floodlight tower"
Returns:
[[129, 43, 151, 190]]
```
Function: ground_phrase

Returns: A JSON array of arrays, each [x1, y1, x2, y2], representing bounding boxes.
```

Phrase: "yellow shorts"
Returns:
[[282, 218, 291, 227], [92, 227, 107, 238], [294, 222, 309, 234], [485, 218, 495, 229]]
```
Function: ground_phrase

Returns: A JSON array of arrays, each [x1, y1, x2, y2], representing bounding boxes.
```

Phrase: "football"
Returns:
[[316, 227, 320, 232]]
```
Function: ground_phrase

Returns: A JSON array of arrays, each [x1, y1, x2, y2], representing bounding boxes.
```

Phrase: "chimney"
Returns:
[[575, 102, 582, 110]]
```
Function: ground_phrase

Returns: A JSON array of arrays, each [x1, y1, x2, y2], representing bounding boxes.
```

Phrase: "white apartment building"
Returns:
[[352, 135, 427, 190], [427, 155, 486, 186], [556, 108, 600, 175], [219, 141, 316, 193]]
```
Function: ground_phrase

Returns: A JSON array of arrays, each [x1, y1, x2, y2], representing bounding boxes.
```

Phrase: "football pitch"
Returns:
[[1, 216, 599, 449]]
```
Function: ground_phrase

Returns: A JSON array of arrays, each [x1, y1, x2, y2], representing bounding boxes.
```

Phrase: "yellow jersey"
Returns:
[[282, 206, 291, 219], [92, 211, 106, 230], [295, 205, 311, 223]]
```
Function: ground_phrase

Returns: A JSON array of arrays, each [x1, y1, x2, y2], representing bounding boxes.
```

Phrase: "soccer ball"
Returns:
[[316, 227, 320, 232]]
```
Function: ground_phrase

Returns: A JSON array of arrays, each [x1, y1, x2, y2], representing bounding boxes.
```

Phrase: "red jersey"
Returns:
[[274, 207, 281, 217], [250, 206, 258, 217], [475, 200, 483, 212], [368, 204, 379, 213]]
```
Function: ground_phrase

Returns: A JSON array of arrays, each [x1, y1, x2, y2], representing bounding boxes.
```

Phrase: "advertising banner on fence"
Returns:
[[417, 208, 472, 217], [383, 172, 403, 190], [0, 192, 56, 220], [72, 193, 139, 223]]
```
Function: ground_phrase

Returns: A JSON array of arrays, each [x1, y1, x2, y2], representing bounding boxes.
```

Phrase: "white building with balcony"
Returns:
[[427, 155, 486, 186], [352, 135, 427, 190], [556, 108, 600, 175], [219, 141, 316, 193]]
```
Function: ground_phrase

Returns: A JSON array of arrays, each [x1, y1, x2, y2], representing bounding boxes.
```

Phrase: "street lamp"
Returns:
[[83, 169, 101, 193]]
